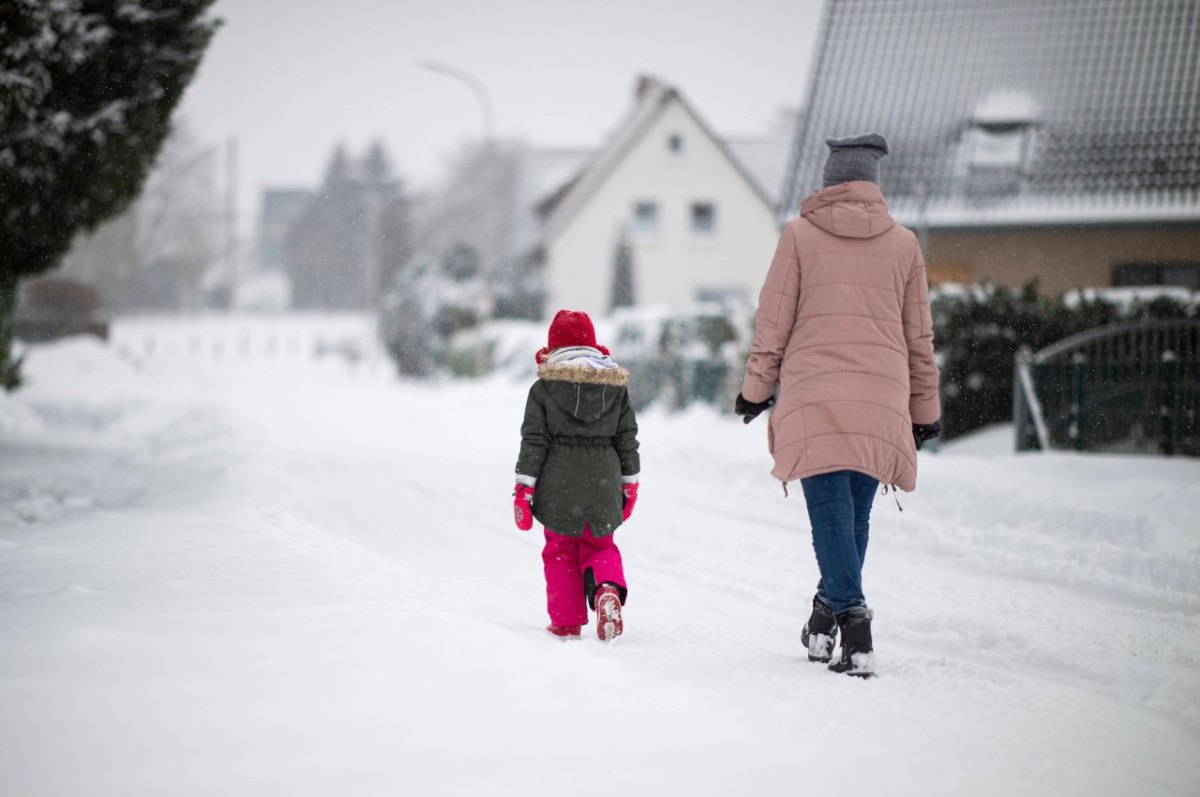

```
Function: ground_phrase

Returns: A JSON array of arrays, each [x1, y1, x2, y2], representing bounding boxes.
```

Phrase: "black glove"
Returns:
[[913, 419, 943, 450], [735, 393, 775, 424]]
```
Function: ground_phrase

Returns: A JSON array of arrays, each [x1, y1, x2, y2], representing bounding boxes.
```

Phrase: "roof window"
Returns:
[[957, 90, 1039, 195]]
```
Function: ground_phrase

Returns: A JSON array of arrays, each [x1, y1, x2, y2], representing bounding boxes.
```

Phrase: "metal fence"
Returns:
[[1014, 319, 1200, 456]]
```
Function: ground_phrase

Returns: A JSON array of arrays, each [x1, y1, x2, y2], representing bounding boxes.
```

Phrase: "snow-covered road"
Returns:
[[2, 338, 1198, 796]]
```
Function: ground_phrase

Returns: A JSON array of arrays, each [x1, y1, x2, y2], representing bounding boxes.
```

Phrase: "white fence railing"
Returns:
[[109, 313, 385, 366]]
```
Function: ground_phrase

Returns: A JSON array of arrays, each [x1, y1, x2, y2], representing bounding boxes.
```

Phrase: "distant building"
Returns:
[[534, 76, 782, 315], [258, 188, 312, 273], [782, 0, 1200, 294]]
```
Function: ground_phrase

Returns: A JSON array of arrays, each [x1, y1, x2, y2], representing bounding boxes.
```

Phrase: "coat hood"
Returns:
[[538, 361, 629, 423], [800, 180, 895, 239]]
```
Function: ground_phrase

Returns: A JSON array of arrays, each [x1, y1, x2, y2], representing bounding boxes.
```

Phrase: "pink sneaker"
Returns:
[[546, 624, 582, 639], [594, 585, 623, 642]]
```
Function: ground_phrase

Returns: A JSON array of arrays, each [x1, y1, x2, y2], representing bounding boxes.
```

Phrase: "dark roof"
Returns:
[[781, 0, 1200, 227]]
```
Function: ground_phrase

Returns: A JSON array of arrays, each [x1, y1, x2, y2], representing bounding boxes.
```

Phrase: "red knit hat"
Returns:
[[536, 309, 609, 363]]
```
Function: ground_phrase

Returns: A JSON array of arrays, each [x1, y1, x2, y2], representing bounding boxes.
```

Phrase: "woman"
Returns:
[[735, 133, 942, 678]]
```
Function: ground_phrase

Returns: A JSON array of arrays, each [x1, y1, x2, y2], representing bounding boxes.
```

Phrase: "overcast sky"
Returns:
[[179, 0, 825, 233]]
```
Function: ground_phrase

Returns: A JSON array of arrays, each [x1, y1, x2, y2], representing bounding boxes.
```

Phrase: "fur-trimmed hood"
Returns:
[[537, 361, 630, 387], [537, 361, 630, 423]]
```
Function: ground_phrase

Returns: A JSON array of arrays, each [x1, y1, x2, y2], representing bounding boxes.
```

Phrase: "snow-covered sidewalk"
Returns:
[[2, 337, 1198, 796]]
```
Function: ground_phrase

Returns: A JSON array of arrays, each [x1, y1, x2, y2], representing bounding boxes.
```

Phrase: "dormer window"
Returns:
[[968, 125, 1027, 168], [957, 90, 1039, 196]]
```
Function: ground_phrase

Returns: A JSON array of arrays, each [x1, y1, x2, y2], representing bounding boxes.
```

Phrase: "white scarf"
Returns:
[[545, 346, 619, 370]]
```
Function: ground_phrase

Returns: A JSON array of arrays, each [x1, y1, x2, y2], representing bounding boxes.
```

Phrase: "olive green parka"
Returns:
[[515, 361, 640, 536]]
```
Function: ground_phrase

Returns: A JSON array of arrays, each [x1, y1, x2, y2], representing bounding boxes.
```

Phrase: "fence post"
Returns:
[[1070, 351, 1087, 451], [1014, 345, 1050, 451], [1160, 349, 1177, 456], [1014, 346, 1032, 450]]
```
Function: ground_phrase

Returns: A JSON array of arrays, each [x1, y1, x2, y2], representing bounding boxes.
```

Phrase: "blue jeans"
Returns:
[[800, 470, 879, 615]]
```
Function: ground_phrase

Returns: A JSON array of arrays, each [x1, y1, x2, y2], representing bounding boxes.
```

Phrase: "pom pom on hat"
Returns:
[[535, 309, 609, 363]]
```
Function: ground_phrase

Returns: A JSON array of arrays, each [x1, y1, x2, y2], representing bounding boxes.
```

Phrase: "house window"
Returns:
[[957, 90, 1039, 197], [695, 286, 747, 305], [667, 133, 684, 155], [967, 127, 1026, 168], [690, 202, 716, 235], [632, 201, 659, 236], [1112, 262, 1200, 289]]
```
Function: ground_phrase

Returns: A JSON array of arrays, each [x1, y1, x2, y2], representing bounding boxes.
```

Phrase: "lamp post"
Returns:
[[418, 59, 495, 143]]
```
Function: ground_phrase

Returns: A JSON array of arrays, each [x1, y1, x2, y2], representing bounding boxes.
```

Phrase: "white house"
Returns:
[[535, 76, 783, 316]]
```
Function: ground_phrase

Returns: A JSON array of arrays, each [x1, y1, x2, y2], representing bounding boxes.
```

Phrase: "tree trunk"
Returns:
[[0, 268, 21, 390]]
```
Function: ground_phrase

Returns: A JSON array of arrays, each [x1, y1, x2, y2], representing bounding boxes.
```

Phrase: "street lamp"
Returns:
[[418, 59, 495, 143]]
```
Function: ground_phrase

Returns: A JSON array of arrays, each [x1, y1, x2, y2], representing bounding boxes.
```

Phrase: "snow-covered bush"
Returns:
[[415, 302, 751, 413], [379, 246, 492, 378], [611, 301, 750, 411]]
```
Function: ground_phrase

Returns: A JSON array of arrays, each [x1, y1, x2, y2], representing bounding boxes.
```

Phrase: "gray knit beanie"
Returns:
[[822, 133, 890, 187]]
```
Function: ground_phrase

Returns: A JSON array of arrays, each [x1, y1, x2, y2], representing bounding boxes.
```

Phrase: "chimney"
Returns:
[[635, 74, 665, 102]]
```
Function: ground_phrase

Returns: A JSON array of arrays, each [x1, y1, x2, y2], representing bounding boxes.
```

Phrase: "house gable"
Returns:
[[539, 79, 780, 314], [542, 78, 775, 246]]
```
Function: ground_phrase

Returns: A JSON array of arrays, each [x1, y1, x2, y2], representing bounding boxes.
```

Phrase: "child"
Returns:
[[512, 310, 641, 642]]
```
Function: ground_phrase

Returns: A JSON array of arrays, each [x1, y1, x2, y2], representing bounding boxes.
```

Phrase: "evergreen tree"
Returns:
[[0, 0, 219, 388], [285, 145, 362, 309], [284, 141, 411, 310], [609, 232, 635, 311], [362, 139, 412, 300]]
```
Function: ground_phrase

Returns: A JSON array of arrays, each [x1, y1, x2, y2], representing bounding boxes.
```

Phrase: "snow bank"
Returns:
[[20, 334, 142, 396], [939, 422, 1014, 455], [0, 390, 43, 436]]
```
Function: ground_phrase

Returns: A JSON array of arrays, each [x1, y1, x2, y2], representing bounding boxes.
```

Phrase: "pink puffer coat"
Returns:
[[741, 180, 940, 491]]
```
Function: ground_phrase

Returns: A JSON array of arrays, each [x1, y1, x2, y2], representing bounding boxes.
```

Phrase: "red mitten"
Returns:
[[513, 485, 535, 531], [621, 481, 639, 522]]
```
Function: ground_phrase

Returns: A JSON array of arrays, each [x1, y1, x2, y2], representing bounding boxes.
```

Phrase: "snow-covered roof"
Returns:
[[509, 146, 593, 256], [539, 76, 776, 243], [781, 0, 1200, 228], [725, 138, 792, 207]]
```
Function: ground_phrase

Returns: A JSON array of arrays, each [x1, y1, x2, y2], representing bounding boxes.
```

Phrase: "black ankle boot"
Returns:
[[828, 608, 875, 678], [801, 595, 838, 662]]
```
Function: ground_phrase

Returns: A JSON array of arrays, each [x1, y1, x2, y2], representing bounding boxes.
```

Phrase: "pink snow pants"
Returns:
[[542, 524, 625, 627]]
